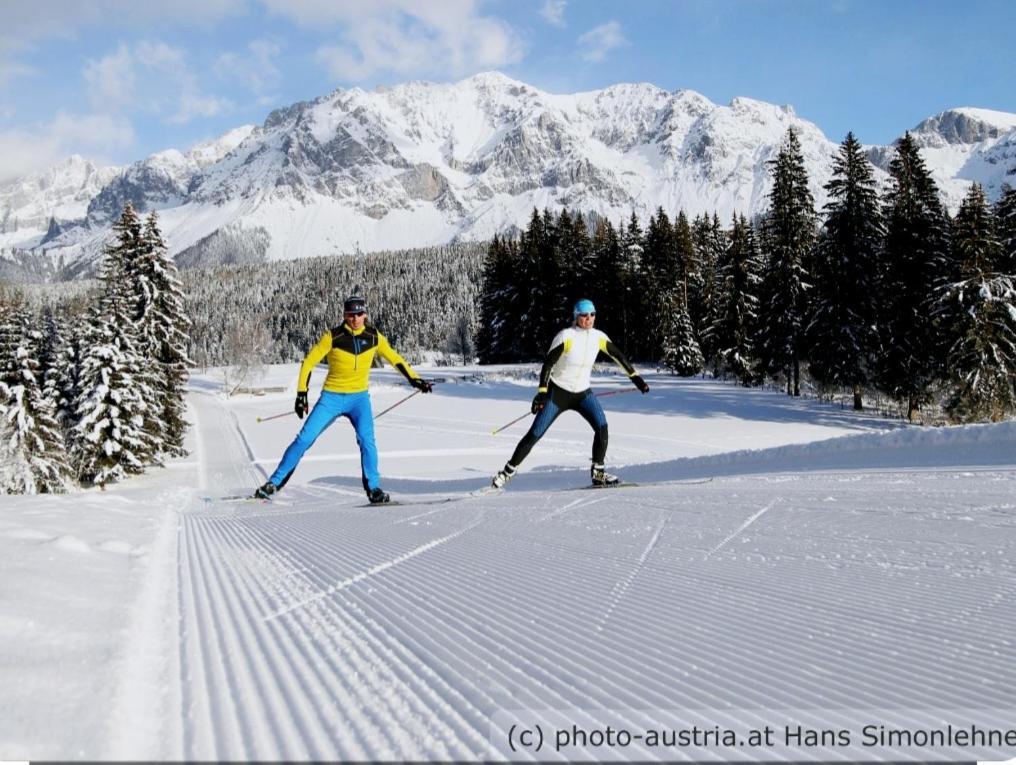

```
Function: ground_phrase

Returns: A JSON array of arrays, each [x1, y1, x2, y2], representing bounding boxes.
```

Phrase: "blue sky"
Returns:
[[1, 0, 1013, 181]]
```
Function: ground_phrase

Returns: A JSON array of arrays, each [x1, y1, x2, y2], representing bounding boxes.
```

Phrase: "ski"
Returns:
[[470, 485, 504, 497], [357, 486, 504, 508], [201, 494, 291, 506], [569, 477, 714, 491], [357, 497, 456, 509]]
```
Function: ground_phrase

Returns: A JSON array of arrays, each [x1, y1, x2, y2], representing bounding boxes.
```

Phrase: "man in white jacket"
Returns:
[[492, 298, 650, 489]]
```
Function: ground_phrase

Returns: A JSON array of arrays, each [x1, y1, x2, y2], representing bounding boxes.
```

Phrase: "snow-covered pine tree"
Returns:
[[617, 212, 645, 356], [699, 214, 728, 370], [0, 297, 26, 484], [73, 204, 159, 486], [660, 287, 703, 376], [516, 208, 554, 359], [0, 296, 25, 377], [686, 213, 725, 367], [689, 214, 713, 343], [533, 209, 563, 346], [475, 235, 523, 363], [589, 218, 623, 341], [42, 309, 86, 438], [35, 307, 59, 386], [642, 208, 675, 359], [0, 308, 74, 494], [673, 212, 696, 312], [875, 132, 951, 421], [709, 214, 762, 385], [756, 127, 817, 396], [116, 209, 170, 457], [136, 212, 193, 457], [557, 209, 595, 310], [938, 184, 1016, 421], [995, 184, 1016, 275], [806, 132, 884, 410]]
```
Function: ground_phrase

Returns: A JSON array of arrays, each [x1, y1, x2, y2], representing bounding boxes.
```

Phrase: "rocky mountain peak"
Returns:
[[913, 107, 1016, 148], [3, 73, 1014, 280]]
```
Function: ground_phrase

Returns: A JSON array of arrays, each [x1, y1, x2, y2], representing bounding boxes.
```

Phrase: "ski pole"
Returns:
[[256, 410, 293, 423], [491, 410, 531, 435], [374, 390, 421, 420], [595, 387, 640, 399], [491, 387, 641, 434]]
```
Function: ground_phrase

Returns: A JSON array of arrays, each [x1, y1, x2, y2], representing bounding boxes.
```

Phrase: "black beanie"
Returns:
[[344, 295, 367, 313]]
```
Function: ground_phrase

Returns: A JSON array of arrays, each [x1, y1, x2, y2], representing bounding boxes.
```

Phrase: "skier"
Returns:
[[253, 295, 433, 504], [491, 298, 649, 489]]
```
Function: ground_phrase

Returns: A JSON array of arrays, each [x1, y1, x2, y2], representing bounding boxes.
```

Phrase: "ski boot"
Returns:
[[591, 463, 620, 487], [253, 481, 278, 500], [491, 463, 517, 489], [367, 486, 391, 505]]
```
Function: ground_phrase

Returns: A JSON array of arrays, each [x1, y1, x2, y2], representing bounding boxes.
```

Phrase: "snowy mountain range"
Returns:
[[2, 71, 1014, 279]]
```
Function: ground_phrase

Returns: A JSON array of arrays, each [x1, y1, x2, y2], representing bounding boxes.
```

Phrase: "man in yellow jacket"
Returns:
[[253, 295, 432, 504]]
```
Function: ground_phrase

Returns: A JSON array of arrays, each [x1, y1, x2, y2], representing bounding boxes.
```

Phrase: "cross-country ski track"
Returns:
[[168, 376, 1016, 760], [3, 371, 1015, 761]]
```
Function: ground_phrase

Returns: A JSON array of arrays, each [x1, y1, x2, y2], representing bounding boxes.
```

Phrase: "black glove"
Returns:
[[631, 375, 650, 394], [531, 390, 548, 414], [294, 391, 308, 419], [411, 378, 434, 393]]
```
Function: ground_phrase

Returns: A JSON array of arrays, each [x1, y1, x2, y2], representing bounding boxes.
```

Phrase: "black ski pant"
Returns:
[[509, 383, 608, 467]]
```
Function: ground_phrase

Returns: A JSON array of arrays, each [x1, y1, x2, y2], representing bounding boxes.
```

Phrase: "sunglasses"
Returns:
[[345, 311, 366, 317], [577, 312, 596, 318]]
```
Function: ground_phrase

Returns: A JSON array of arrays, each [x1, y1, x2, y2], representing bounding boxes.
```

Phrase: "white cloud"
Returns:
[[1, 0, 246, 41], [0, 50, 36, 86], [577, 20, 627, 63], [0, 0, 247, 85], [0, 129, 59, 182], [264, 0, 525, 82], [84, 41, 231, 124], [83, 44, 136, 110], [215, 39, 283, 97], [0, 130, 57, 182], [540, 0, 567, 26], [0, 111, 134, 182], [49, 111, 136, 153], [170, 93, 232, 124]]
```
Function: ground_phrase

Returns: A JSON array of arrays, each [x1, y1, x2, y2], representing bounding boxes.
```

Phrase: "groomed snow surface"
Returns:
[[2, 365, 1015, 762]]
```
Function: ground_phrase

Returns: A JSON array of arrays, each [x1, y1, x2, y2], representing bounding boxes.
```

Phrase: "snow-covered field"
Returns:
[[2, 364, 1015, 761]]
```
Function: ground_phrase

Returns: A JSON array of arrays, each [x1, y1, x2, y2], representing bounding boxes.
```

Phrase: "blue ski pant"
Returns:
[[269, 390, 380, 491], [509, 384, 608, 467]]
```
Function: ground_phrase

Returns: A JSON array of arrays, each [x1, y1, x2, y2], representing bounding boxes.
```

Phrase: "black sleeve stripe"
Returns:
[[604, 340, 636, 376], [539, 343, 566, 389], [395, 362, 414, 382]]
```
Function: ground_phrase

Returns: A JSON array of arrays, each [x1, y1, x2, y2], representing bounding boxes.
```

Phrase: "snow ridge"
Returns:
[[3, 73, 1015, 275]]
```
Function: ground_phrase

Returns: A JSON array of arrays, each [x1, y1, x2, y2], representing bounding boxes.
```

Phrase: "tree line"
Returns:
[[0, 204, 191, 493], [180, 243, 486, 369], [475, 129, 1016, 423]]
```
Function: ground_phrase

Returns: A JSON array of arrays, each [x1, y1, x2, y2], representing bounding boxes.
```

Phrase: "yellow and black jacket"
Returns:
[[297, 323, 421, 394]]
